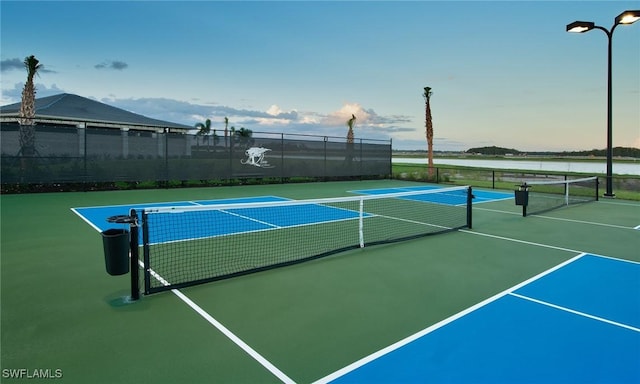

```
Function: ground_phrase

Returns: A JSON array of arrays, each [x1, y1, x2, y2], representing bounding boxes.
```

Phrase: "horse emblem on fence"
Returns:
[[241, 147, 274, 168]]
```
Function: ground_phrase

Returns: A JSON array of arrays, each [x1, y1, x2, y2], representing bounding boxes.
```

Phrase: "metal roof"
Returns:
[[0, 93, 193, 132]]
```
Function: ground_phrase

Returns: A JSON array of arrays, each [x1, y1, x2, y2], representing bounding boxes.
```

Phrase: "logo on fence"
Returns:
[[241, 147, 274, 168]]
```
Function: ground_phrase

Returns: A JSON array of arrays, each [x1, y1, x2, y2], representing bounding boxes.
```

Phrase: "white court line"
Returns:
[[459, 229, 584, 254], [474, 207, 521, 216], [70, 208, 103, 232], [509, 292, 640, 333], [170, 289, 296, 384], [474, 206, 638, 230], [312, 253, 588, 384], [521, 214, 636, 230], [140, 258, 296, 384], [219, 209, 282, 228]]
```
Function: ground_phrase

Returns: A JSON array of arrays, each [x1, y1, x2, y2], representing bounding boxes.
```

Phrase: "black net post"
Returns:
[[129, 209, 140, 301], [467, 187, 473, 229], [142, 210, 151, 295]]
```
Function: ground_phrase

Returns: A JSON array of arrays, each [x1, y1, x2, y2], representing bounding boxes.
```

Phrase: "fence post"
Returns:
[[281, 133, 285, 183], [324, 136, 328, 181]]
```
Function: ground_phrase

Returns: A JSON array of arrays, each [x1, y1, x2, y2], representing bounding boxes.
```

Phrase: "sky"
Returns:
[[1, 0, 639, 152]]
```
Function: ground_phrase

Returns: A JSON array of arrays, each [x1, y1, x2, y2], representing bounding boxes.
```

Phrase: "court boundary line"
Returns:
[[191, 195, 291, 206], [171, 288, 296, 384], [219, 209, 282, 228], [474, 206, 636, 230], [312, 253, 587, 384], [73, 197, 299, 383], [70, 208, 103, 232], [459, 229, 584, 253], [139, 259, 296, 384], [509, 292, 640, 333]]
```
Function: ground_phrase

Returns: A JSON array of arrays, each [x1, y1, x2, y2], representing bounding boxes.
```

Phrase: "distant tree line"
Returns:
[[466, 146, 521, 155], [466, 146, 640, 158]]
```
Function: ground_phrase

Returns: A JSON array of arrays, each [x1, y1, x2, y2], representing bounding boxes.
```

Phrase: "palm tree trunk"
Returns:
[[346, 114, 356, 164], [424, 87, 434, 178], [224, 117, 229, 149]]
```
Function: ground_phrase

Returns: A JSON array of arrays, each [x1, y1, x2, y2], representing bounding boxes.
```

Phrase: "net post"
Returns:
[[595, 177, 600, 201], [141, 210, 151, 295], [358, 197, 365, 248], [466, 186, 473, 229], [129, 209, 140, 301]]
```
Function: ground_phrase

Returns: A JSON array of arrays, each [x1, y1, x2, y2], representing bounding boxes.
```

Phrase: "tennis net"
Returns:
[[519, 176, 599, 217], [138, 185, 473, 294]]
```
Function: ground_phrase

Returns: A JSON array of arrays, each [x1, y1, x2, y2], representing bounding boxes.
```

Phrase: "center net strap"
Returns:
[[140, 185, 471, 294]]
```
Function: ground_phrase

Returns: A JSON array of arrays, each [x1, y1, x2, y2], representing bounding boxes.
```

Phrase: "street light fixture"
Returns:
[[566, 10, 640, 197]]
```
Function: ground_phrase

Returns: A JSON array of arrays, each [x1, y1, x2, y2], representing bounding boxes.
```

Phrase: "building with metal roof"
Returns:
[[0, 93, 193, 132]]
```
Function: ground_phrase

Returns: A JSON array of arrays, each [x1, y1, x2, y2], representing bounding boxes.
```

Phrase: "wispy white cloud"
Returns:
[[102, 96, 413, 141], [0, 82, 65, 105]]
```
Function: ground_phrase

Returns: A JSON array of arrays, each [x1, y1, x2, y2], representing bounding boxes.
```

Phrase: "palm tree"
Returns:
[[423, 87, 434, 178], [227, 126, 253, 148], [235, 127, 253, 147], [194, 118, 212, 149], [19, 55, 42, 157], [346, 114, 356, 144], [224, 117, 229, 148], [346, 114, 356, 163]]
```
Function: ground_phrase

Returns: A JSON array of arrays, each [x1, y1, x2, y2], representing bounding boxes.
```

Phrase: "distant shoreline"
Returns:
[[392, 152, 640, 164], [392, 157, 640, 176]]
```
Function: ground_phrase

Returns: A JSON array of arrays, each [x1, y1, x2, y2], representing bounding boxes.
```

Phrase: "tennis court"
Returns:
[[1, 179, 638, 383]]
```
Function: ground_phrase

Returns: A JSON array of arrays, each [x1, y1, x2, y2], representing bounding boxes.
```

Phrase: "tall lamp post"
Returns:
[[566, 10, 640, 197]]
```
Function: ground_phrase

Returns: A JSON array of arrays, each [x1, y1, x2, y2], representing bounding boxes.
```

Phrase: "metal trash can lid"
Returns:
[[106, 215, 136, 224]]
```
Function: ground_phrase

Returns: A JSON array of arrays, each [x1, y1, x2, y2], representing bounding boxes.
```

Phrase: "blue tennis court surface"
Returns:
[[74, 186, 500, 235], [351, 186, 511, 205], [72, 196, 291, 233], [74, 195, 370, 244], [318, 254, 640, 383]]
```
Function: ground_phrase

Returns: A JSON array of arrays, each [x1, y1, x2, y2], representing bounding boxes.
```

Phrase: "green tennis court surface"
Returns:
[[2, 180, 638, 383]]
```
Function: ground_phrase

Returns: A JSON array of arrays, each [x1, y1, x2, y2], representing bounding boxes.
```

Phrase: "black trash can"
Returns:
[[102, 228, 130, 276], [514, 190, 529, 206]]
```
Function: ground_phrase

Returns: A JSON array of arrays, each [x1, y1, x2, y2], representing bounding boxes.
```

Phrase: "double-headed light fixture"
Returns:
[[566, 10, 640, 197]]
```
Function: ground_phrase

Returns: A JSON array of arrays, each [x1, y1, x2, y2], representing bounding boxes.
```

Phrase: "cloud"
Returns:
[[95, 60, 128, 70], [107, 97, 422, 144], [0, 91, 425, 147], [0, 57, 56, 73], [322, 102, 370, 126], [0, 58, 23, 72], [0, 82, 65, 105], [321, 102, 411, 127]]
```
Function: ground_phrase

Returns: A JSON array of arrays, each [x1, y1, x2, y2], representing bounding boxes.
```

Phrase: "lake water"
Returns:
[[393, 158, 640, 176]]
